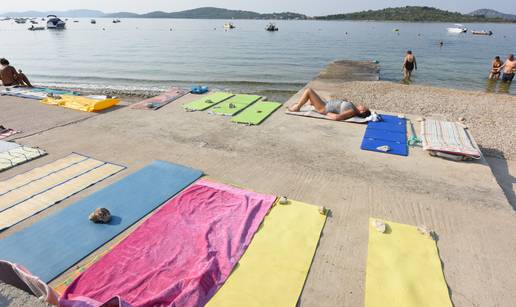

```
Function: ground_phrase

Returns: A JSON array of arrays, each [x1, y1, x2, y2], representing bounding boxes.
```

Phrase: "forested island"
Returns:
[[315, 6, 516, 23]]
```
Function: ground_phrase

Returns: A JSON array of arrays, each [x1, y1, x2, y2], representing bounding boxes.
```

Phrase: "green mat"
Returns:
[[209, 95, 262, 116], [183, 92, 234, 111], [231, 101, 282, 125]]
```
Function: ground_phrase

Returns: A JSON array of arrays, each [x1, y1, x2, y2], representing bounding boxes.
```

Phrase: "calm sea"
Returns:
[[1, 18, 515, 99]]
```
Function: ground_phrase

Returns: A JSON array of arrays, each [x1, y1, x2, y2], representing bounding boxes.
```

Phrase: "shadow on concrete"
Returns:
[[484, 149, 516, 210]]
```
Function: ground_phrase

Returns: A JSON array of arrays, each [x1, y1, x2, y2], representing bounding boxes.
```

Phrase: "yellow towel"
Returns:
[[42, 95, 120, 112], [207, 200, 326, 307], [364, 218, 452, 307]]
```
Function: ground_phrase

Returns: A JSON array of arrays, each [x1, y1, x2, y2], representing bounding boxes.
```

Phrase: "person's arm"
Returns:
[[326, 109, 356, 121], [414, 57, 417, 70]]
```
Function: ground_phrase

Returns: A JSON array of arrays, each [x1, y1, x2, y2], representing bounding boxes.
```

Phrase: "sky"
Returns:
[[3, 0, 516, 15]]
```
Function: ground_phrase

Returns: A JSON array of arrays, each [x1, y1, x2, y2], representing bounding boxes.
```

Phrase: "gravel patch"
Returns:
[[0, 282, 50, 307], [330, 81, 516, 159]]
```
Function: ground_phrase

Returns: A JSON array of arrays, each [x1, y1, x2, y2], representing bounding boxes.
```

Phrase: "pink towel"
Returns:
[[61, 179, 275, 307]]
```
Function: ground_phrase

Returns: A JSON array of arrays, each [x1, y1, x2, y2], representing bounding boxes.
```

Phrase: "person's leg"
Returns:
[[18, 72, 33, 87], [403, 69, 408, 81], [289, 88, 326, 112]]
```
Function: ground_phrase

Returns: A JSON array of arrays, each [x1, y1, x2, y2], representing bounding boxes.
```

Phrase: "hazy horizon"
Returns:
[[2, 1, 516, 16]]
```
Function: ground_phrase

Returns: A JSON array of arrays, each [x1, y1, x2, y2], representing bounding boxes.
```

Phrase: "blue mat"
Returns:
[[0, 160, 203, 282], [361, 115, 408, 156]]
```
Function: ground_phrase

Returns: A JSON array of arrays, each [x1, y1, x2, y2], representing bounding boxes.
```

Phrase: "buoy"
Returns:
[[279, 196, 288, 205]]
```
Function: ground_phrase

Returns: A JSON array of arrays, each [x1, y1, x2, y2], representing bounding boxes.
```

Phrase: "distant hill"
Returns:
[[104, 7, 307, 20], [1, 9, 104, 18], [315, 6, 515, 22], [469, 9, 516, 21]]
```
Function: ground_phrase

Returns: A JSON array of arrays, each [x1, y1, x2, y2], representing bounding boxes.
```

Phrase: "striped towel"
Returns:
[[421, 119, 481, 159]]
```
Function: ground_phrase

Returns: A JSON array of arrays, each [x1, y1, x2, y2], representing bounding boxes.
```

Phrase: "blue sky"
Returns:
[[4, 0, 516, 15]]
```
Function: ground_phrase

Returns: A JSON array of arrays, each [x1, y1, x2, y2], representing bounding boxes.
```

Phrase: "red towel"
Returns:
[[61, 179, 275, 307]]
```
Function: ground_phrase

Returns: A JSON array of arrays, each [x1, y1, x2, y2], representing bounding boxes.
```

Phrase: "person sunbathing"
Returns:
[[288, 88, 371, 121], [0, 58, 33, 87]]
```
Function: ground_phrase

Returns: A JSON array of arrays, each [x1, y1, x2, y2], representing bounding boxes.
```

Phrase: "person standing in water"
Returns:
[[402, 51, 417, 81], [500, 54, 515, 83], [489, 56, 503, 80]]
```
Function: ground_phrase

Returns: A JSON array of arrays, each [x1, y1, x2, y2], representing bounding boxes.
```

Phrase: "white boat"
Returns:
[[224, 22, 235, 29], [91, 19, 96, 24], [265, 23, 278, 32], [447, 24, 467, 33], [46, 15, 66, 29], [14, 18, 27, 24], [112, 19, 121, 24]]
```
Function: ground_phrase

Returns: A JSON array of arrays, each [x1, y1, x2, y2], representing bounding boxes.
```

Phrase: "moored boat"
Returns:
[[447, 24, 467, 33], [265, 23, 279, 32], [46, 15, 66, 29], [472, 30, 493, 36], [91, 19, 96, 24], [224, 22, 235, 29]]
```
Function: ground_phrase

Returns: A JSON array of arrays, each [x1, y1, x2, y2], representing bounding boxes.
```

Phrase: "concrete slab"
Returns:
[[0, 67, 515, 306]]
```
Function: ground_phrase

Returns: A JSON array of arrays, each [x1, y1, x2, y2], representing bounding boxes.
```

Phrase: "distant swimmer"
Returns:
[[288, 88, 371, 121], [439, 41, 444, 47], [500, 54, 515, 83], [489, 56, 503, 80], [0, 58, 32, 87], [402, 50, 417, 81]]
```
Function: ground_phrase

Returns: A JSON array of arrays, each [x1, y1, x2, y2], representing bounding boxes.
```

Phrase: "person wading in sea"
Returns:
[[402, 51, 417, 82], [500, 54, 515, 84]]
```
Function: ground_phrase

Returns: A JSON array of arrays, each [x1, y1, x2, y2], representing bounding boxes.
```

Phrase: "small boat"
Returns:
[[46, 15, 66, 29], [30, 20, 38, 24], [112, 19, 121, 24], [28, 26, 45, 31], [265, 23, 279, 32], [73, 20, 79, 23], [447, 24, 467, 33], [91, 19, 96, 24], [224, 22, 235, 29], [14, 18, 27, 24], [472, 30, 493, 36]]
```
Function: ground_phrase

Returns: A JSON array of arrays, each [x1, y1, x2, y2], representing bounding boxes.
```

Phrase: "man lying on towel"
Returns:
[[288, 88, 371, 121]]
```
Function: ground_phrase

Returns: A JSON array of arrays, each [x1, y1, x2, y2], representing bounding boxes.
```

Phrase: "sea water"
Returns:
[[1, 18, 514, 99]]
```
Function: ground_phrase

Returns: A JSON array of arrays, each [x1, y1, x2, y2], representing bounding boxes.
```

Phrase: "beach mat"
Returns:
[[0, 160, 203, 283], [131, 87, 187, 110], [0, 153, 126, 231], [365, 218, 452, 307], [183, 92, 234, 111], [285, 105, 370, 124], [0, 146, 46, 172], [231, 101, 282, 125], [361, 114, 408, 156], [1, 87, 77, 100], [60, 179, 275, 306], [0, 140, 21, 153], [209, 94, 262, 116], [42, 95, 120, 112], [207, 199, 326, 307], [0, 128, 20, 140], [421, 119, 481, 159]]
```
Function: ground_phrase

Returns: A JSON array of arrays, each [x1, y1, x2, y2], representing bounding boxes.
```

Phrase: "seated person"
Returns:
[[0, 58, 33, 87], [288, 88, 371, 121]]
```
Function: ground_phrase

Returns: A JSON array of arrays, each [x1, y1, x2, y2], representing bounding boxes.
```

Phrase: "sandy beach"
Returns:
[[0, 61, 515, 306]]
